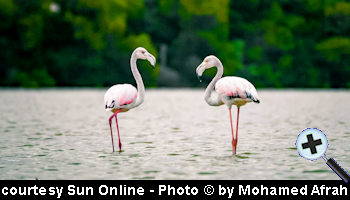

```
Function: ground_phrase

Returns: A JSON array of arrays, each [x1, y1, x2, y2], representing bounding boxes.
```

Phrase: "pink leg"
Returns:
[[235, 106, 240, 154], [115, 115, 122, 152], [108, 109, 121, 152], [109, 114, 116, 152], [229, 108, 236, 154]]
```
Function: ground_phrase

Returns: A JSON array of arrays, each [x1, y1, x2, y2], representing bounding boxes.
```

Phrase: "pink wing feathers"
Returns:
[[215, 76, 260, 103], [104, 84, 138, 109]]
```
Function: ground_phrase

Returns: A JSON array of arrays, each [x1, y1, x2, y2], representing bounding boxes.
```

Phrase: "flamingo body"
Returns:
[[104, 84, 137, 113], [215, 76, 260, 107]]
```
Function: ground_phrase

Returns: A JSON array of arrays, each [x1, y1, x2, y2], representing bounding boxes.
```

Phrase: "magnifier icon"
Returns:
[[296, 128, 350, 183]]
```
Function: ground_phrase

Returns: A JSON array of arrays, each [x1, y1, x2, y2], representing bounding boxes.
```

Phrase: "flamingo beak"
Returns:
[[105, 104, 113, 112], [196, 62, 206, 82], [146, 53, 156, 68]]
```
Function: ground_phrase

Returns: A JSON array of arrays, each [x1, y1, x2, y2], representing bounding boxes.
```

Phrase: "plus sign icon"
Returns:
[[296, 128, 328, 160], [296, 128, 350, 182]]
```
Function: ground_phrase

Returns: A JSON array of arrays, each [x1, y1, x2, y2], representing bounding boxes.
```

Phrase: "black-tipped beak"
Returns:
[[197, 74, 202, 82], [146, 53, 156, 68]]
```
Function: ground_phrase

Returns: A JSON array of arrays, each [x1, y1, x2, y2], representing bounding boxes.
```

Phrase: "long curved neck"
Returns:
[[130, 52, 145, 107], [204, 59, 223, 106]]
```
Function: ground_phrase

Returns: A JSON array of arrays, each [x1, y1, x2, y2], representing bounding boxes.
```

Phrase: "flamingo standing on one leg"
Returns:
[[196, 55, 260, 155], [104, 47, 156, 152]]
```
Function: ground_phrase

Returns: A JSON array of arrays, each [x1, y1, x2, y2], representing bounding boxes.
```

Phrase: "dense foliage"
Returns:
[[0, 0, 349, 88]]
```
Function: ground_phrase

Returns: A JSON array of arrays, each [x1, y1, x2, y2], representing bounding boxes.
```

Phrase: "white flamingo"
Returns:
[[196, 55, 260, 155], [104, 47, 156, 152]]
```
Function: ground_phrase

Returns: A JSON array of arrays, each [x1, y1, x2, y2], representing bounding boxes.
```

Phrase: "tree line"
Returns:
[[0, 0, 349, 88]]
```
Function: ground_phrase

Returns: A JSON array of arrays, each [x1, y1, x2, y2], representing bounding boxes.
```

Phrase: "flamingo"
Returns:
[[104, 47, 156, 152], [196, 55, 260, 155]]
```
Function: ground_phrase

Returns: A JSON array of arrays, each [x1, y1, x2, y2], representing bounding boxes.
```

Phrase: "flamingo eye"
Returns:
[[205, 59, 208, 63]]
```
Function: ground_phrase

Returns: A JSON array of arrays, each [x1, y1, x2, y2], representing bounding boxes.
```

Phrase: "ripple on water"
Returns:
[[45, 168, 58, 171], [303, 169, 330, 173], [21, 144, 34, 147], [235, 155, 249, 159], [144, 170, 159, 174], [198, 172, 217, 175], [172, 172, 186, 176], [130, 141, 152, 144], [6, 120, 16, 124], [68, 163, 81, 166], [27, 137, 40, 140]]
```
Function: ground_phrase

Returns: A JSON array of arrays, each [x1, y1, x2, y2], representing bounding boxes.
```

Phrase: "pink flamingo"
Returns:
[[104, 47, 156, 152], [196, 55, 260, 155]]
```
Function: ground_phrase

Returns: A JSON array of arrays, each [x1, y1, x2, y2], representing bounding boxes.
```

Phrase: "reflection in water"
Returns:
[[0, 89, 349, 179]]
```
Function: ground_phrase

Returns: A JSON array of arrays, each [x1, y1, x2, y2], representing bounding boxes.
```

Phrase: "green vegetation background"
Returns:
[[0, 0, 349, 88]]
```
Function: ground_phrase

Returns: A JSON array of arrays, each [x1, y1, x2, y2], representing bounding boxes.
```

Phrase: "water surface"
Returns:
[[0, 89, 349, 180]]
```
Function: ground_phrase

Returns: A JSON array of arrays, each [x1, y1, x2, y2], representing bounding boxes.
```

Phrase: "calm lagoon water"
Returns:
[[0, 89, 349, 180]]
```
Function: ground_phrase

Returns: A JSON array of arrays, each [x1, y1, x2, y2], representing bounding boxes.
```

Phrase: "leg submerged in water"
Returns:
[[115, 115, 122, 152], [109, 115, 116, 152], [229, 108, 236, 155], [235, 106, 240, 155], [108, 109, 122, 152]]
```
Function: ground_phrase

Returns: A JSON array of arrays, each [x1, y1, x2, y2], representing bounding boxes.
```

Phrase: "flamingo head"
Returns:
[[196, 55, 218, 82], [134, 47, 156, 68]]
